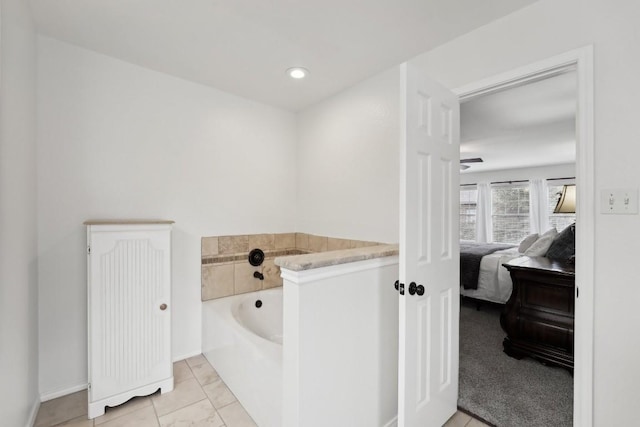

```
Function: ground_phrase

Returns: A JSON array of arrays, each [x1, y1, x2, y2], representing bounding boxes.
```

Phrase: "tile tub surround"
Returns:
[[201, 233, 381, 301]]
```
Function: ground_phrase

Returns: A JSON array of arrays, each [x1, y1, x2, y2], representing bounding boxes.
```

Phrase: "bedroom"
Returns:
[[457, 69, 577, 426]]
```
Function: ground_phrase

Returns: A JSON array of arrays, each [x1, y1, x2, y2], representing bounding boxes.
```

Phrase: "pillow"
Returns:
[[541, 227, 558, 239], [518, 233, 539, 253], [524, 234, 556, 256], [545, 223, 576, 260]]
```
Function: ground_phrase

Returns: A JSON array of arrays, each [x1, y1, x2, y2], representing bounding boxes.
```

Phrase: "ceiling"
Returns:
[[460, 70, 577, 173], [29, 0, 537, 111]]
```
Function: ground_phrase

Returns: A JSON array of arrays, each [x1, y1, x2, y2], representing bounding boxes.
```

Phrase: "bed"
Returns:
[[459, 225, 575, 303], [459, 241, 522, 304]]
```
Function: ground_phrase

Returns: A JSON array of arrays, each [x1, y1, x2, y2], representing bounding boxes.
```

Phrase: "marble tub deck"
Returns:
[[274, 243, 399, 271]]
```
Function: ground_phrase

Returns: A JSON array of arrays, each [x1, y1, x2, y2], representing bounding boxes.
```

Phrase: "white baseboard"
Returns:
[[173, 349, 202, 362], [39, 351, 200, 403], [40, 383, 88, 402], [26, 398, 40, 427], [383, 415, 398, 427]]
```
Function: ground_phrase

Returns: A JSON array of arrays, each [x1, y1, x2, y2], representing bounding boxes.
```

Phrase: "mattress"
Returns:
[[460, 247, 522, 304]]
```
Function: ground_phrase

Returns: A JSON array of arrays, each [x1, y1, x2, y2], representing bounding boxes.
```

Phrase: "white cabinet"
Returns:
[[86, 221, 174, 419]]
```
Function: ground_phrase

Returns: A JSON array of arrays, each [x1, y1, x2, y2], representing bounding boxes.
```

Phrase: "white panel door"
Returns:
[[398, 62, 460, 427]]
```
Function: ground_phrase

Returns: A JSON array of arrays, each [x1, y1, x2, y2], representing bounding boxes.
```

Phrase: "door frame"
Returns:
[[452, 46, 595, 427]]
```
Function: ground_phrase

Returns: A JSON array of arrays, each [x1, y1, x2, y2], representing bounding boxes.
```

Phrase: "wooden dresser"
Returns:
[[501, 256, 575, 372]]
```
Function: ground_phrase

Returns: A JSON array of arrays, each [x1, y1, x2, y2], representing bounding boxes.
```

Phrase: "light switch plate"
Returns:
[[600, 188, 639, 214]]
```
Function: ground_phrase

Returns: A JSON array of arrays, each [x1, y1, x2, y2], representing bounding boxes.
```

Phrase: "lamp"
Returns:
[[554, 184, 576, 214]]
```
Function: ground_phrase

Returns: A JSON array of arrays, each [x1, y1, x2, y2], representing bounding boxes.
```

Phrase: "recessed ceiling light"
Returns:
[[286, 67, 309, 79]]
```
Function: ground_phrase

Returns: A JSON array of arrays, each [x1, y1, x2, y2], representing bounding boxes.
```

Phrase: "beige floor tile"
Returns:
[[54, 415, 94, 427], [185, 354, 208, 368], [173, 360, 195, 384], [152, 378, 207, 417], [443, 411, 472, 427], [466, 418, 490, 427], [202, 378, 237, 410], [35, 390, 88, 427], [158, 399, 224, 427], [99, 406, 159, 427], [94, 396, 152, 425], [217, 401, 256, 427], [190, 361, 220, 386]]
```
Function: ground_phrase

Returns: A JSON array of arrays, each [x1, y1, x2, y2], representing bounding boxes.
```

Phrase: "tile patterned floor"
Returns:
[[444, 411, 491, 427], [33, 354, 256, 427], [34, 353, 489, 427]]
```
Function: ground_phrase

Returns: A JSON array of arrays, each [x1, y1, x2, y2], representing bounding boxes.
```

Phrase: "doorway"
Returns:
[[453, 47, 595, 427]]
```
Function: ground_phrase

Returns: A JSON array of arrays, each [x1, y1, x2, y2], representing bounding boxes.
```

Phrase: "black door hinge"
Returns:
[[394, 280, 405, 295]]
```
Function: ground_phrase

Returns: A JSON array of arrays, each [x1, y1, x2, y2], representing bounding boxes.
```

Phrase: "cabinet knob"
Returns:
[[160, 303, 168, 311]]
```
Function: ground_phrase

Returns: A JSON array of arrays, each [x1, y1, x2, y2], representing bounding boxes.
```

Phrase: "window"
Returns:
[[548, 184, 576, 232], [459, 180, 577, 244], [491, 184, 530, 244], [459, 187, 477, 241]]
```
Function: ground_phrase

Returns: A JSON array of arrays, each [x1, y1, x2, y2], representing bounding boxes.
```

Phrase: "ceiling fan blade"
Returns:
[[460, 157, 484, 164]]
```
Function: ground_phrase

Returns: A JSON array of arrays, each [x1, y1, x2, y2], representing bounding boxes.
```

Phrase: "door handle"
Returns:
[[408, 282, 425, 296], [394, 280, 405, 295]]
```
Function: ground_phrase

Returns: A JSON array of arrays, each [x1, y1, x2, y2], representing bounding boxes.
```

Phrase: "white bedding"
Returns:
[[460, 247, 522, 304]]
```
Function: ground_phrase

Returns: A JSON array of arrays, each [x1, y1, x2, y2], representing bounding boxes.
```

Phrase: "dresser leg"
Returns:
[[502, 338, 524, 360]]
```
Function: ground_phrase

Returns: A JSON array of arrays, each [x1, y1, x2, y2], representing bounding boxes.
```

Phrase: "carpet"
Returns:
[[458, 298, 573, 427]]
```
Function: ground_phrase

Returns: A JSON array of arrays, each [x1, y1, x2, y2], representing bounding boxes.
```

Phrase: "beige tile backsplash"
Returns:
[[201, 263, 234, 300], [218, 235, 249, 255], [295, 232, 309, 251], [308, 234, 328, 252], [201, 232, 380, 301], [248, 233, 275, 251], [233, 262, 262, 294], [275, 232, 296, 249], [201, 236, 219, 257]]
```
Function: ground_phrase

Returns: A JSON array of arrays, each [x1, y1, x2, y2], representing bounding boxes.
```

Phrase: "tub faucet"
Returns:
[[253, 271, 264, 280]]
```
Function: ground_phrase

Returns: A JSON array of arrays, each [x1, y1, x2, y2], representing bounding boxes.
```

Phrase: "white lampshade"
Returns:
[[554, 184, 576, 213]]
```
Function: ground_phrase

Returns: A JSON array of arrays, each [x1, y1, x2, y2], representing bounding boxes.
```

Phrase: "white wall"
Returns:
[[37, 36, 298, 398], [460, 163, 575, 185], [282, 258, 399, 427], [0, 0, 39, 424], [410, 0, 640, 423], [296, 67, 400, 244]]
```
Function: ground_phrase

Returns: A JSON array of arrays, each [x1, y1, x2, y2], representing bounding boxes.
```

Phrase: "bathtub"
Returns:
[[202, 288, 283, 427]]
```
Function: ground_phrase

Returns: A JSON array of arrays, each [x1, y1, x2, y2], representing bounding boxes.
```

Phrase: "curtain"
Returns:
[[529, 178, 549, 234], [475, 182, 493, 243]]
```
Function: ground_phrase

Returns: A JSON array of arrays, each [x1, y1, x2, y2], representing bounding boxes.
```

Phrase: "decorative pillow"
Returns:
[[545, 223, 576, 260], [524, 234, 555, 256], [518, 233, 539, 253]]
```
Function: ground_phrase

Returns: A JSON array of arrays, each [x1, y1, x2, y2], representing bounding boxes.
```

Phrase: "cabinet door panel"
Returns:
[[88, 227, 171, 402]]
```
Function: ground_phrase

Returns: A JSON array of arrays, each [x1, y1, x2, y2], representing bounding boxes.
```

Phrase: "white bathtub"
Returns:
[[202, 288, 283, 427]]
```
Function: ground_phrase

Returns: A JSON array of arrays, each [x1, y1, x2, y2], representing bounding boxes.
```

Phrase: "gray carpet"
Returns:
[[458, 298, 573, 427]]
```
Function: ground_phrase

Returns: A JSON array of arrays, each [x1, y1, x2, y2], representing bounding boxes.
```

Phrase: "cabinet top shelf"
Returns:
[[84, 219, 175, 225], [503, 256, 575, 276]]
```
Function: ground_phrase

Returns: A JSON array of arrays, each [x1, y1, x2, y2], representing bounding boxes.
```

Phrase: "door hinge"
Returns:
[[576, 286, 579, 298], [393, 280, 405, 295], [87, 246, 91, 255]]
